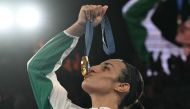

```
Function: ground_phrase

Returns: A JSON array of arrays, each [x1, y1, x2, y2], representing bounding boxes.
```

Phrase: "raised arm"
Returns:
[[122, 0, 160, 62], [27, 5, 108, 109]]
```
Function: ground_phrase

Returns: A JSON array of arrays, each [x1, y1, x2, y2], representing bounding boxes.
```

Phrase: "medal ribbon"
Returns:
[[85, 15, 116, 67]]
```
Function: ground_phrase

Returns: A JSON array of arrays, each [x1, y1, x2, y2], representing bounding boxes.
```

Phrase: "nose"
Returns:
[[89, 65, 101, 73]]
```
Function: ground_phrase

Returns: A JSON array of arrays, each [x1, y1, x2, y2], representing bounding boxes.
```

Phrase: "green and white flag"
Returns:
[[122, 0, 186, 75]]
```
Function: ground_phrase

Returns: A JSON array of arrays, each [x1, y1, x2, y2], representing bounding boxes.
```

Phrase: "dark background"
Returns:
[[0, 0, 190, 109]]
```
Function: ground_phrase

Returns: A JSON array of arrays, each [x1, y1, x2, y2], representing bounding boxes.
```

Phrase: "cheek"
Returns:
[[95, 76, 117, 89], [94, 75, 115, 84], [95, 79, 111, 86]]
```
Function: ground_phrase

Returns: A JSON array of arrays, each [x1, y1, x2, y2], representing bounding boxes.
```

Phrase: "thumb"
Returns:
[[101, 5, 108, 16]]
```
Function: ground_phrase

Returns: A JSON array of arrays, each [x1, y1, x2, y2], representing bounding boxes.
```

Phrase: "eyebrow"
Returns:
[[104, 62, 115, 68]]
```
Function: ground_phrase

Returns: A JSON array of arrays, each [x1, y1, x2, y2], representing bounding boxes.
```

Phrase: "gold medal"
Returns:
[[81, 56, 89, 77]]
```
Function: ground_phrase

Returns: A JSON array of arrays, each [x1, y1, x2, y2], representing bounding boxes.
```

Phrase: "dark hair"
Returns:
[[118, 60, 144, 108]]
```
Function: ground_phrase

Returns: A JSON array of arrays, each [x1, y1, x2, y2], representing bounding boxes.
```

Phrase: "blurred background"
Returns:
[[0, 0, 190, 109]]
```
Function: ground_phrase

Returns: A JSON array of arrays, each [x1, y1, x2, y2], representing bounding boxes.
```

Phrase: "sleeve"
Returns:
[[27, 31, 83, 109], [122, 0, 160, 62]]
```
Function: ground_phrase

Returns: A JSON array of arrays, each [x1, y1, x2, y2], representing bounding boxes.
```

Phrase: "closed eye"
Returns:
[[100, 62, 115, 72], [103, 65, 110, 71], [101, 63, 113, 71]]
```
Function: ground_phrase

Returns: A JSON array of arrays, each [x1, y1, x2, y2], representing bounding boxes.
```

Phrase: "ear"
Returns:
[[114, 83, 130, 93]]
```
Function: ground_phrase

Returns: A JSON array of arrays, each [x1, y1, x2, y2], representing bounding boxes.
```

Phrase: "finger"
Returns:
[[101, 5, 108, 17], [94, 5, 101, 18], [81, 5, 90, 20], [97, 5, 102, 17], [91, 5, 98, 22], [88, 5, 95, 22], [85, 5, 91, 20]]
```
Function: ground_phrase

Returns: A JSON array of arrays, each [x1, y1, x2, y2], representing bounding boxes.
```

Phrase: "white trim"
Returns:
[[46, 37, 83, 109], [27, 32, 79, 70], [122, 0, 138, 13], [142, 6, 186, 75], [64, 30, 79, 39]]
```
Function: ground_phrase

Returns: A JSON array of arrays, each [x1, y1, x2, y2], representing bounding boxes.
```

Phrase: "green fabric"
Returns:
[[27, 32, 76, 109], [123, 0, 159, 62]]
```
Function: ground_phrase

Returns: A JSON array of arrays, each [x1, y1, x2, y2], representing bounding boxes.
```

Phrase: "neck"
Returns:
[[90, 93, 120, 109]]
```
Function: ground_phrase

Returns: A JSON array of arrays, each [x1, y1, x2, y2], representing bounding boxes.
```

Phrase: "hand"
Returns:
[[77, 5, 108, 27], [65, 5, 108, 37]]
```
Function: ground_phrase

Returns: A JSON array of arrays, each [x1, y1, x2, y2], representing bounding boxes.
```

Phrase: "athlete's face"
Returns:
[[81, 59, 126, 94], [177, 20, 190, 40], [176, 19, 190, 55]]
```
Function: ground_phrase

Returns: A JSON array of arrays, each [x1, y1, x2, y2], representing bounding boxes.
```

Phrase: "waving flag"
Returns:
[[122, 0, 186, 75]]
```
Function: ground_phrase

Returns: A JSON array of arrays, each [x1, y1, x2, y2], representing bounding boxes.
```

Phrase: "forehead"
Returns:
[[103, 59, 126, 71]]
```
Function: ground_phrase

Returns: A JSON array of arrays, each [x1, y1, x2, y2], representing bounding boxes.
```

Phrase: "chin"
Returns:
[[81, 80, 93, 94], [81, 80, 88, 92]]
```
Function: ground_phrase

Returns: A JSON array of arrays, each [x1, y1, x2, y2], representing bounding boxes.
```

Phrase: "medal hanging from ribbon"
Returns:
[[81, 15, 116, 77]]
